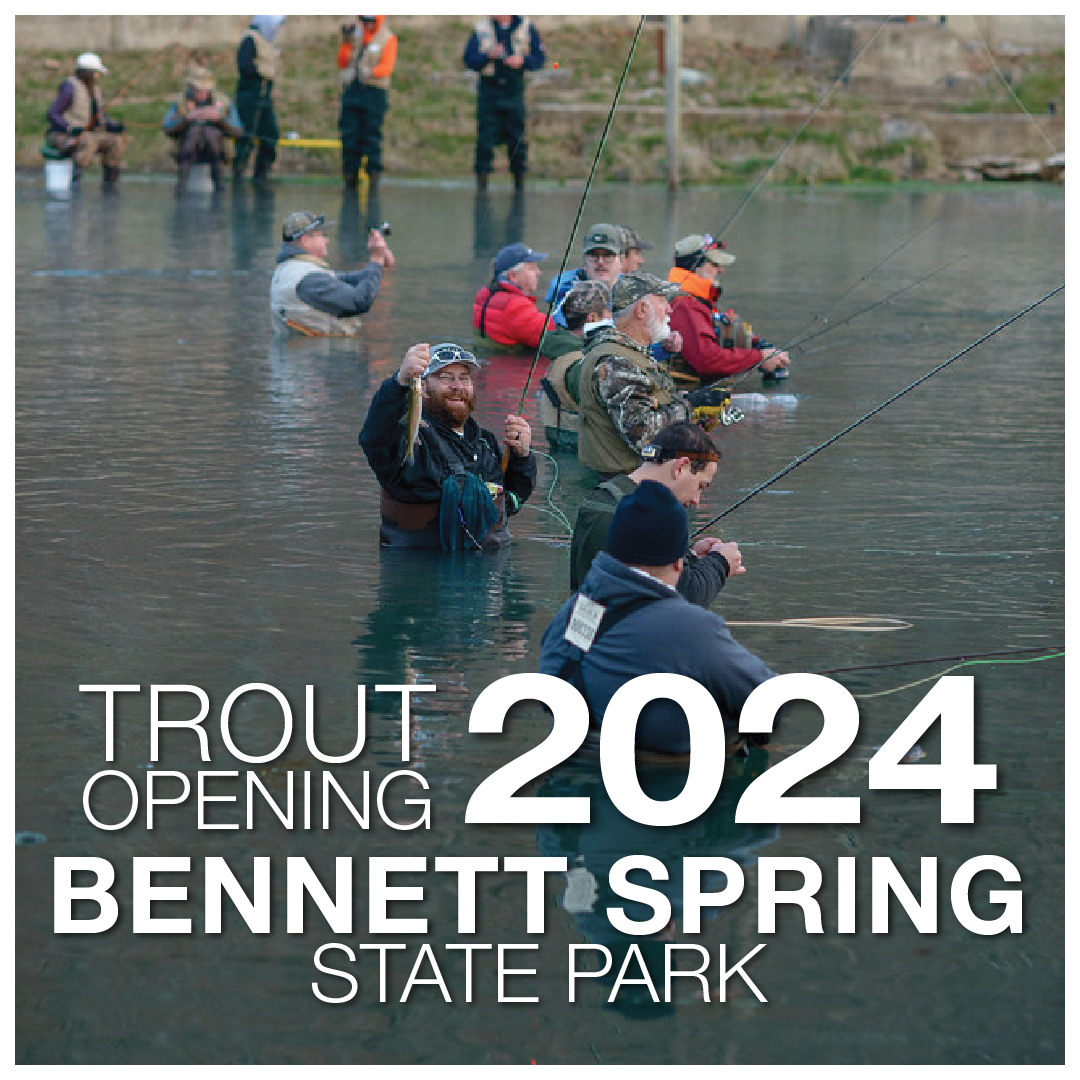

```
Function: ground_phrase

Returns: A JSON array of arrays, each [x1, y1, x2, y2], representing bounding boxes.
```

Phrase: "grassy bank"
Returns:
[[15, 20, 1064, 183]]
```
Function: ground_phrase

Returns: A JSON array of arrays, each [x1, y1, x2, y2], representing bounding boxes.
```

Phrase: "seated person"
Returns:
[[162, 65, 243, 192], [472, 241, 551, 350], [359, 342, 536, 549], [45, 51, 128, 184]]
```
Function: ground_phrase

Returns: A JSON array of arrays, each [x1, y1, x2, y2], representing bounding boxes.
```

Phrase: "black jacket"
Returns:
[[359, 376, 537, 507]]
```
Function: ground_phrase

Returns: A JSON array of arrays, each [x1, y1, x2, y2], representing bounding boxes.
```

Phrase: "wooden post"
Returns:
[[664, 14, 681, 191]]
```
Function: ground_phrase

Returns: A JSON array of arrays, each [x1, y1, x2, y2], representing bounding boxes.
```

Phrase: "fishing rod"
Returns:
[[777, 216, 940, 356], [691, 283, 1064, 537], [722, 251, 967, 394], [718, 15, 890, 238], [786, 253, 967, 353], [501, 16, 646, 468]]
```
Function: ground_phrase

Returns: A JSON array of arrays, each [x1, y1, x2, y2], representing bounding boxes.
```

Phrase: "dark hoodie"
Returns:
[[538, 551, 777, 754]]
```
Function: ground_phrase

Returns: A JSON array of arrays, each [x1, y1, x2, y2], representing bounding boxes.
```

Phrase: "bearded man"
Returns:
[[577, 271, 712, 479], [359, 342, 537, 549]]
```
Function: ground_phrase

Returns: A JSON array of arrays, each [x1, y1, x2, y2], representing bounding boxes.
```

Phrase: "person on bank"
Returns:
[[45, 52, 128, 184], [668, 234, 791, 380], [577, 271, 723, 477], [463, 16, 545, 191], [270, 210, 394, 337], [337, 15, 398, 192], [162, 66, 243, 193], [472, 241, 552, 350], [359, 342, 537, 549], [569, 421, 743, 607], [234, 15, 285, 183], [539, 481, 777, 755]]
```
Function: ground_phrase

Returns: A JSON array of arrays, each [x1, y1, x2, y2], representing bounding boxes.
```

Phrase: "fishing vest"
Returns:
[[61, 75, 104, 130], [342, 20, 394, 90], [474, 17, 533, 77], [669, 267, 756, 351], [269, 256, 363, 337], [248, 29, 278, 81], [577, 331, 677, 474]]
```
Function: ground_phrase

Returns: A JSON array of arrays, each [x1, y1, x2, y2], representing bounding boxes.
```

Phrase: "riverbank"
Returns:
[[15, 19, 1064, 184]]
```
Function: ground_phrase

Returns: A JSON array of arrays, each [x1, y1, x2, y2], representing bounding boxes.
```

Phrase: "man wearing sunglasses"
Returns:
[[359, 342, 536, 549], [270, 210, 394, 337]]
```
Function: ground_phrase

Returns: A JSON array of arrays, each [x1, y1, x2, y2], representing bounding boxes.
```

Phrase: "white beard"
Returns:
[[648, 314, 671, 344]]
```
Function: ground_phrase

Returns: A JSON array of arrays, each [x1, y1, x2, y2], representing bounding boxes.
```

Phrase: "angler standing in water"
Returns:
[[233, 15, 285, 183], [667, 234, 791, 381], [269, 211, 394, 337], [359, 343, 536, 549]]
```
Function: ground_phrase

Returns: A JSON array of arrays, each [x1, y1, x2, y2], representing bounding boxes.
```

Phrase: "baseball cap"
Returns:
[[619, 225, 654, 252], [423, 342, 481, 378], [582, 224, 622, 255], [282, 211, 333, 242], [76, 52, 108, 75], [185, 65, 214, 92], [673, 234, 736, 266], [493, 242, 548, 278], [611, 270, 682, 311]]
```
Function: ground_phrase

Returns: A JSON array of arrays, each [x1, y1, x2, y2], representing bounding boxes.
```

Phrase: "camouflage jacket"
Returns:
[[580, 328, 693, 471]]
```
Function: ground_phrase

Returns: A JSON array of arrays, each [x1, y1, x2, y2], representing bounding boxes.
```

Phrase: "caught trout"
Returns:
[[402, 375, 423, 465]]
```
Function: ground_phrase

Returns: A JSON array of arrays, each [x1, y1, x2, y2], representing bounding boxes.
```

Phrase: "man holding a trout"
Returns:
[[359, 342, 536, 549]]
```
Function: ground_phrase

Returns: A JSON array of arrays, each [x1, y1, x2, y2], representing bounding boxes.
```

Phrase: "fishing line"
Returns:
[[725, 615, 911, 632], [523, 449, 574, 536], [511, 16, 646, 420], [718, 15, 891, 237], [967, 18, 1060, 156], [850, 650, 1064, 700], [691, 283, 1064, 537], [820, 643, 1065, 676]]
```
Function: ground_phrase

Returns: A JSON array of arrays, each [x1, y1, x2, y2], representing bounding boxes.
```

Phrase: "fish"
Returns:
[[402, 375, 423, 465]]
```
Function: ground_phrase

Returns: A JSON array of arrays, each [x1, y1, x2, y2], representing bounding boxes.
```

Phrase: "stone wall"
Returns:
[[13, 14, 1065, 54]]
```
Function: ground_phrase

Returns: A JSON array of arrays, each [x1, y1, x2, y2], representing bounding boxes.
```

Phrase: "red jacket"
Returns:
[[472, 281, 550, 349], [668, 267, 763, 378]]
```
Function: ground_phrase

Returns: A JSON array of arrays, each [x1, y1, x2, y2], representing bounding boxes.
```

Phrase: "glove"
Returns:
[[68, 125, 84, 136], [687, 386, 731, 409]]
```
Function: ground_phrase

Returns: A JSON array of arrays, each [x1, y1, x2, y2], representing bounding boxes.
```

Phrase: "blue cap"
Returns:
[[493, 242, 548, 278]]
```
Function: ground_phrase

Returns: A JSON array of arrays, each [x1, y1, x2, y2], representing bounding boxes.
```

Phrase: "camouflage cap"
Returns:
[[611, 270, 682, 312], [618, 224, 654, 251], [582, 223, 623, 255], [282, 211, 333, 242], [673, 233, 735, 266], [561, 279, 612, 323]]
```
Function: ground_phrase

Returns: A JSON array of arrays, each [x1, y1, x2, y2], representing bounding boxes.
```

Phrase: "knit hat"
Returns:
[[606, 480, 688, 567]]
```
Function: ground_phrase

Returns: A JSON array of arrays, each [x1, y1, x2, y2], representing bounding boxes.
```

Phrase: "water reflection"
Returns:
[[537, 753, 779, 1020], [473, 187, 527, 259]]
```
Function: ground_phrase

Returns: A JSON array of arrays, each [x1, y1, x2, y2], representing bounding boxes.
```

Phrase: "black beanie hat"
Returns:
[[606, 480, 688, 567]]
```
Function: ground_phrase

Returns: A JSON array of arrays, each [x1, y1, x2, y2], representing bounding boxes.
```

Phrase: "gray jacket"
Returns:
[[269, 242, 383, 335]]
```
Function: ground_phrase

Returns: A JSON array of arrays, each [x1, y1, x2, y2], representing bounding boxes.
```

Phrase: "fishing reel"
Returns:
[[373, 221, 392, 236], [688, 385, 744, 430]]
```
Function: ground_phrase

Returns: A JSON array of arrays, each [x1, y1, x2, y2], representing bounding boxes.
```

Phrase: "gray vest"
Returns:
[[269, 258, 363, 337]]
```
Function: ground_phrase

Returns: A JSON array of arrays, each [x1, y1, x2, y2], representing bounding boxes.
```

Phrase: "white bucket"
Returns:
[[186, 162, 215, 193], [44, 158, 73, 194]]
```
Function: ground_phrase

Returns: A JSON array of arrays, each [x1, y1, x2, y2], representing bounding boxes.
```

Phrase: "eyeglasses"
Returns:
[[585, 250, 618, 262]]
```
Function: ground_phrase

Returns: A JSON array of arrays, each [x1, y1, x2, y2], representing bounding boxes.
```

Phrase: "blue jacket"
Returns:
[[538, 552, 777, 754], [544, 267, 588, 328]]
